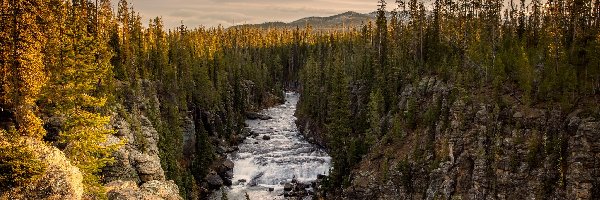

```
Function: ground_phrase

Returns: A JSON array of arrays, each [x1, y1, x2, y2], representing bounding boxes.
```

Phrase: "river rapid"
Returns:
[[211, 92, 331, 200]]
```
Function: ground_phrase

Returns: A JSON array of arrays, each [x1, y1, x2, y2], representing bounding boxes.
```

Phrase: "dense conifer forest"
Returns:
[[1, 0, 599, 199], [297, 0, 600, 192]]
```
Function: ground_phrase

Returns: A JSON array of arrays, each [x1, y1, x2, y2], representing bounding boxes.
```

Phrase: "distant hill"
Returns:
[[232, 11, 377, 30]]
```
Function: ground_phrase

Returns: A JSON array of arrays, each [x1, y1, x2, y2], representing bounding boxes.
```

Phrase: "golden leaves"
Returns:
[[0, 0, 48, 139]]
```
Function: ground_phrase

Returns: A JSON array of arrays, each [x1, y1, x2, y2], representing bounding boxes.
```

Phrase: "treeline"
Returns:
[[1, 0, 118, 197], [2, 0, 599, 198], [295, 0, 600, 191], [111, 1, 312, 198], [0, 0, 303, 199]]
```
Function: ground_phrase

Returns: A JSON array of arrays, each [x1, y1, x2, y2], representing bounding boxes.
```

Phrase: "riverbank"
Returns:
[[211, 92, 331, 200]]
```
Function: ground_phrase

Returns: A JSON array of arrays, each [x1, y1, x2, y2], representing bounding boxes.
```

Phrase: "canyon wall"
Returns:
[[298, 77, 599, 199]]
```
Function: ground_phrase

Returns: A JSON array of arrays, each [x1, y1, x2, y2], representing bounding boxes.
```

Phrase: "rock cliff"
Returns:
[[299, 77, 599, 199], [1, 139, 84, 200], [103, 108, 182, 200], [101, 79, 282, 199]]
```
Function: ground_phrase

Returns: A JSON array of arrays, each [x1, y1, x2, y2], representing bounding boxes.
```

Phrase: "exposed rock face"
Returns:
[[103, 105, 181, 199], [105, 113, 165, 184], [106, 180, 182, 200], [299, 77, 600, 200], [132, 151, 165, 183], [102, 79, 279, 199], [1, 139, 83, 200], [182, 116, 196, 159], [566, 117, 600, 199]]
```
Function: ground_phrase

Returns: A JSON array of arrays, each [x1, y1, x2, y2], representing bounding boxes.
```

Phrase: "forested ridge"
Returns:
[[295, 0, 600, 199], [1, 0, 298, 198], [1, 0, 599, 199]]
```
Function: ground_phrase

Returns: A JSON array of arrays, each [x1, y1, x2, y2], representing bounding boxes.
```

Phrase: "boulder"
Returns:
[[1, 139, 84, 200], [284, 183, 293, 191], [317, 174, 326, 180], [140, 180, 182, 200], [259, 115, 272, 120], [246, 112, 272, 120], [131, 151, 165, 182], [106, 180, 142, 200], [106, 180, 182, 200], [252, 132, 260, 137], [295, 182, 307, 190], [222, 178, 232, 186], [224, 171, 234, 179], [222, 159, 234, 170], [262, 135, 271, 140], [205, 172, 224, 188]]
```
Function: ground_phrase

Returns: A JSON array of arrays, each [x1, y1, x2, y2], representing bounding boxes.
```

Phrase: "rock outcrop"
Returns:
[[100, 79, 282, 199], [106, 180, 181, 200], [1, 139, 84, 200], [299, 77, 600, 199], [103, 106, 181, 200]]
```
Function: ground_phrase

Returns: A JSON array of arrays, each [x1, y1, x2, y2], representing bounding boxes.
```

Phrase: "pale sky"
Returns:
[[111, 0, 379, 29], [110, 0, 542, 30]]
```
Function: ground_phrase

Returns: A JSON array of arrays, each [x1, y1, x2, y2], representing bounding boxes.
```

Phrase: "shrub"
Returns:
[[404, 97, 417, 130], [0, 130, 46, 190], [396, 159, 413, 194]]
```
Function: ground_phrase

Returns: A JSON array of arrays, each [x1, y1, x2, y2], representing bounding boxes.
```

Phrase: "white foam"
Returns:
[[209, 92, 331, 199]]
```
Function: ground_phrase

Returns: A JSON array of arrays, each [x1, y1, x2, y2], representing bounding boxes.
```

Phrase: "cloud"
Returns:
[[111, 0, 540, 29], [111, 0, 378, 29]]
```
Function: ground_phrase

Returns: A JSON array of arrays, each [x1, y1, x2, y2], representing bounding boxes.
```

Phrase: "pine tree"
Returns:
[[114, 0, 130, 82], [40, 0, 119, 197], [375, 0, 388, 77], [0, 0, 49, 138], [325, 49, 352, 187], [367, 88, 385, 143]]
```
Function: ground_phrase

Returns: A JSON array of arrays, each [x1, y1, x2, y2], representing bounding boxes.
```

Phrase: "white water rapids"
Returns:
[[211, 92, 331, 200]]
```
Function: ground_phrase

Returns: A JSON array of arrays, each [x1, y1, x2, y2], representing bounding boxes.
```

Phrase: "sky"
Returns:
[[111, 0, 379, 29], [111, 0, 542, 30]]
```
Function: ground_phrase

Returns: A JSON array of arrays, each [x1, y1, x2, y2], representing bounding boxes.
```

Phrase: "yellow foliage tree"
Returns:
[[0, 0, 48, 138], [40, 0, 120, 198]]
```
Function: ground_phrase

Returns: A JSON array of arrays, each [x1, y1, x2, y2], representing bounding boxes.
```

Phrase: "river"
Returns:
[[211, 92, 331, 200]]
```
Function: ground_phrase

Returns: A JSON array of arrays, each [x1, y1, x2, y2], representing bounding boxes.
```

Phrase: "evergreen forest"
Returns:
[[1, 0, 599, 199]]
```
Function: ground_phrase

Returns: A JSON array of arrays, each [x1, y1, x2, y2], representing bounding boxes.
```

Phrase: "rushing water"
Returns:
[[211, 92, 331, 200]]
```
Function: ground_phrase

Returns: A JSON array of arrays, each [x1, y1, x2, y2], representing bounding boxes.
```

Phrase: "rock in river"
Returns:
[[262, 135, 271, 140], [205, 171, 223, 188], [209, 93, 331, 200], [284, 183, 293, 191]]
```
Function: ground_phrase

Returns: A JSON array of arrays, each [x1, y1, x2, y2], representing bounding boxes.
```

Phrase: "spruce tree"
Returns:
[[0, 0, 48, 138], [41, 0, 119, 197]]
